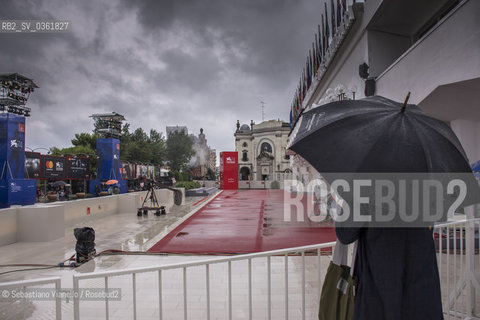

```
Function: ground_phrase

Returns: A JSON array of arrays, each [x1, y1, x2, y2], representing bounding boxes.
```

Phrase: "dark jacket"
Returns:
[[336, 227, 444, 320]]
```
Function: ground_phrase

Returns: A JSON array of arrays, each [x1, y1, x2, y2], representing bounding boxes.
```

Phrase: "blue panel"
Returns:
[[8, 179, 36, 205], [0, 180, 7, 208], [118, 180, 127, 193], [0, 114, 26, 179], [0, 114, 34, 208], [0, 179, 36, 208], [88, 179, 100, 195], [96, 138, 121, 180]]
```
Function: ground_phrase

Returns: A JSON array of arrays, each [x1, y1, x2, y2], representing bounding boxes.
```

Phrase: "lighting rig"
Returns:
[[0, 73, 38, 117], [90, 112, 125, 139]]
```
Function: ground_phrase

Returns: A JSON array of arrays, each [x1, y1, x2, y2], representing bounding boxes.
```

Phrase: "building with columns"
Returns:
[[234, 119, 291, 181]]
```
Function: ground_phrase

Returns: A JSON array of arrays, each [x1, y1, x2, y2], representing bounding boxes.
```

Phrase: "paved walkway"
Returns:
[[0, 190, 335, 319], [0, 190, 476, 319], [149, 190, 336, 254]]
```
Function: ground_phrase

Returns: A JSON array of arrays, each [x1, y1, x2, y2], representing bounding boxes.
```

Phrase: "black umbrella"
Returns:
[[51, 180, 67, 187], [290, 95, 472, 173], [289, 95, 479, 224]]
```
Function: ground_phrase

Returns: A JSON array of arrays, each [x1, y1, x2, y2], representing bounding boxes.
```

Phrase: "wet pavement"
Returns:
[[0, 190, 478, 319], [149, 189, 336, 254], [0, 190, 337, 320], [0, 193, 213, 283]]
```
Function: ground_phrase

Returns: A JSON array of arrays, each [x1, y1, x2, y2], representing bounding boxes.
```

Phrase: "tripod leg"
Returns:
[[141, 188, 150, 208], [151, 188, 160, 207]]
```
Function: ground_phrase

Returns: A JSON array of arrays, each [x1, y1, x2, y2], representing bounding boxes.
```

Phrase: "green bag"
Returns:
[[318, 241, 357, 320]]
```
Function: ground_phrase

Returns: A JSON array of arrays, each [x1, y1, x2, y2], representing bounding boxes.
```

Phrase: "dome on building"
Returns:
[[240, 124, 250, 131]]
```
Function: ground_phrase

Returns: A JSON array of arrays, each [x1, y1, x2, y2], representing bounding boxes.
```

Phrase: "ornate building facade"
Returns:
[[234, 120, 291, 181]]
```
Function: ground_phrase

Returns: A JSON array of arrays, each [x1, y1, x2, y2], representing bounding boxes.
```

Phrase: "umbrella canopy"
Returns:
[[105, 179, 118, 185], [51, 181, 66, 187], [289, 96, 472, 173], [289, 95, 479, 225]]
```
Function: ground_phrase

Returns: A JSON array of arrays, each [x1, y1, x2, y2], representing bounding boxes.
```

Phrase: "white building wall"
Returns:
[[450, 119, 480, 164], [375, 0, 480, 104], [292, 0, 480, 184]]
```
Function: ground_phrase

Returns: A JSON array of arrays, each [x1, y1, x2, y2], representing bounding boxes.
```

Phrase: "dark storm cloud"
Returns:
[[123, 0, 319, 83], [0, 0, 325, 155]]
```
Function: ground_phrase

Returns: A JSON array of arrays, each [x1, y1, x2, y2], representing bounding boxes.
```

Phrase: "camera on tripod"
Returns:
[[137, 179, 166, 216]]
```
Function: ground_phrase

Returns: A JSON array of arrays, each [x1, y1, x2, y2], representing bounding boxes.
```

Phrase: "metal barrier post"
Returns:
[[464, 206, 478, 317], [73, 277, 80, 320], [55, 278, 62, 320]]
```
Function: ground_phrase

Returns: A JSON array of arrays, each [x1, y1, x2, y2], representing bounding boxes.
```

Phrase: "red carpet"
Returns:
[[148, 189, 336, 254]]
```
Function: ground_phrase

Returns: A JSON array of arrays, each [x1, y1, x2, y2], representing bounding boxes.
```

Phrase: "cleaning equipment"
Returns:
[[74, 227, 96, 263]]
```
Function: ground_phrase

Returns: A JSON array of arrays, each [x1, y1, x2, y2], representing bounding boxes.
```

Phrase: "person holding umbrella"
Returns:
[[106, 179, 118, 195], [289, 95, 479, 320]]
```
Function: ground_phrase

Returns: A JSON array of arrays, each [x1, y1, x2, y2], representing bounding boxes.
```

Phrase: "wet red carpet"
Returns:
[[148, 190, 336, 254]]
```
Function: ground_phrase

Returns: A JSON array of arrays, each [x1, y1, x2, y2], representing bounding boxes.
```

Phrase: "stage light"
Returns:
[[359, 63, 369, 79], [0, 73, 37, 117], [365, 78, 376, 97]]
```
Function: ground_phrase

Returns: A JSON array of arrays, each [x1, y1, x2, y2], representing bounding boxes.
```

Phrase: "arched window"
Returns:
[[240, 167, 250, 180], [242, 151, 248, 161], [260, 142, 272, 153]]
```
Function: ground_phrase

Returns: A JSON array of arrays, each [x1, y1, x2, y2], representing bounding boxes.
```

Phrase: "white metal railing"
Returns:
[[0, 276, 62, 320], [1, 219, 479, 319], [69, 219, 479, 320], [72, 241, 336, 320], [434, 217, 480, 319]]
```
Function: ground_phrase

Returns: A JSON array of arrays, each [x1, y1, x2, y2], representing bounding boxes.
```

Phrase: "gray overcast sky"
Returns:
[[0, 0, 324, 156]]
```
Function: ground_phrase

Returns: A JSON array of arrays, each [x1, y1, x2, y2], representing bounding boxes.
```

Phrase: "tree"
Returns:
[[166, 131, 195, 172], [119, 124, 166, 165], [149, 129, 166, 165], [124, 128, 151, 163], [206, 168, 216, 180], [71, 132, 97, 151]]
